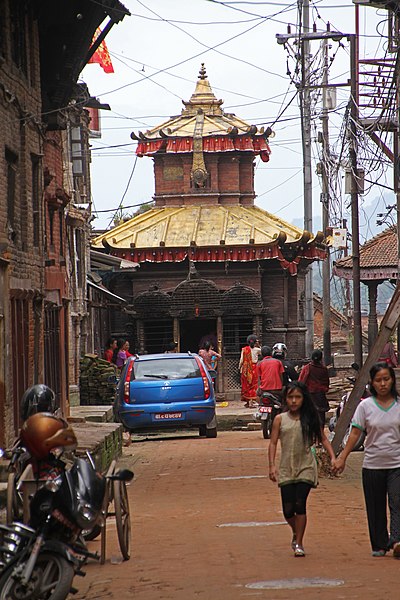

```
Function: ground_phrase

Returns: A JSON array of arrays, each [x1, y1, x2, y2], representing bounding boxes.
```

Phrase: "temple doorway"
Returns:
[[179, 319, 217, 353]]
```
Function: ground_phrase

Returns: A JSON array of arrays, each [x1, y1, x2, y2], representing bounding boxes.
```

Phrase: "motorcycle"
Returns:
[[254, 391, 282, 439], [0, 450, 133, 600], [328, 371, 369, 452]]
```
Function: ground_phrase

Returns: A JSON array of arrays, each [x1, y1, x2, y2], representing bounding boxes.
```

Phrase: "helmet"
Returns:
[[20, 385, 56, 421], [20, 413, 77, 459], [272, 343, 287, 358]]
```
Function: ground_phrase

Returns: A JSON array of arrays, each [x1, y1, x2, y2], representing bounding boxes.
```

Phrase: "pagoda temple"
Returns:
[[92, 65, 326, 399]]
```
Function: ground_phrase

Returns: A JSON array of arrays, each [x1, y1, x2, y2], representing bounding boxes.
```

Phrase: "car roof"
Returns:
[[128, 353, 199, 361]]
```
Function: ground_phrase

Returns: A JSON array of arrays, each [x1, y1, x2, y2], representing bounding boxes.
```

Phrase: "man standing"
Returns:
[[272, 343, 298, 386], [257, 346, 284, 397]]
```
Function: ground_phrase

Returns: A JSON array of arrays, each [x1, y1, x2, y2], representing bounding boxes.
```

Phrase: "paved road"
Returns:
[[75, 431, 399, 599]]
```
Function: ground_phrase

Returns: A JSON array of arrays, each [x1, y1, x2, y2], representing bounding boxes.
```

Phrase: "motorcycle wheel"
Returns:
[[262, 415, 272, 439], [0, 552, 74, 600]]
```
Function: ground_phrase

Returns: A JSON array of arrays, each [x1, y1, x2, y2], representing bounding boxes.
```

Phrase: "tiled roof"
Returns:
[[92, 204, 322, 250], [335, 226, 397, 269], [132, 64, 267, 141]]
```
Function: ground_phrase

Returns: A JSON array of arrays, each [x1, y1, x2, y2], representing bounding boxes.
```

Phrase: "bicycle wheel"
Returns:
[[100, 478, 112, 565], [113, 479, 131, 560]]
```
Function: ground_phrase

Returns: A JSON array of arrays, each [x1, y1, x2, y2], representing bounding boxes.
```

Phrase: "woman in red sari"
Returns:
[[239, 334, 261, 407]]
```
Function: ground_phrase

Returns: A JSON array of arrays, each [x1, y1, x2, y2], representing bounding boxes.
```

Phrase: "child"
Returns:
[[268, 381, 335, 557]]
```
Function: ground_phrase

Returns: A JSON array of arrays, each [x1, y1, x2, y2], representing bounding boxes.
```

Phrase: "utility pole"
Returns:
[[276, 20, 360, 361], [320, 38, 332, 366], [342, 217, 353, 350], [394, 12, 400, 353], [349, 31, 363, 367], [300, 0, 314, 357]]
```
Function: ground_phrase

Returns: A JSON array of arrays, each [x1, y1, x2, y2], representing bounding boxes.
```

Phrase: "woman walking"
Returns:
[[268, 381, 335, 557], [299, 349, 330, 427], [334, 362, 400, 558], [239, 334, 261, 408]]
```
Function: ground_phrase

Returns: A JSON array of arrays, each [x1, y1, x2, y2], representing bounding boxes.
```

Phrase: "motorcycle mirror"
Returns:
[[111, 469, 134, 482]]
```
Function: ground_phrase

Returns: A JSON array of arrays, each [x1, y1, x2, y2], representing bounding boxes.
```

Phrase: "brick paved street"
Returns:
[[75, 430, 399, 600]]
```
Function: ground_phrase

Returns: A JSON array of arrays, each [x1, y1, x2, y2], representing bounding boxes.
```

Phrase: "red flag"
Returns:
[[88, 28, 114, 74]]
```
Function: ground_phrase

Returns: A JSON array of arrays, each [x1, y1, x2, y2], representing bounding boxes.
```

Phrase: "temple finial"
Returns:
[[199, 63, 207, 80]]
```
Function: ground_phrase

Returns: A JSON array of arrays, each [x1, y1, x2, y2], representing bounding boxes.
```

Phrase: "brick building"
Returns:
[[0, 0, 128, 445], [92, 65, 327, 399]]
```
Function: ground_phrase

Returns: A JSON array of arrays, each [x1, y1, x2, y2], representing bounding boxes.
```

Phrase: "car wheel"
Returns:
[[205, 427, 217, 438], [199, 424, 207, 437]]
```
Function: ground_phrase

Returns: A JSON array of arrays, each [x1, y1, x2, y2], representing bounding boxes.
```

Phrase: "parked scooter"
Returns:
[[254, 391, 282, 439], [328, 364, 369, 451], [0, 413, 133, 600]]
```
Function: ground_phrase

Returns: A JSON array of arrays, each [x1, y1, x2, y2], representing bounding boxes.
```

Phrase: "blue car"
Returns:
[[115, 353, 217, 437]]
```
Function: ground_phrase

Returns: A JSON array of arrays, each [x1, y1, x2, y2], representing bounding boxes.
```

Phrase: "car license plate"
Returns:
[[154, 412, 182, 420], [259, 406, 272, 413]]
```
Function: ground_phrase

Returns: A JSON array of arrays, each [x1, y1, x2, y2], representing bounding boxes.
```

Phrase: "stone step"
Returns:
[[72, 421, 123, 472], [69, 405, 114, 423]]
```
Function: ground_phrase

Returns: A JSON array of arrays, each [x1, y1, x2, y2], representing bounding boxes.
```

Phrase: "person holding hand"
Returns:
[[268, 381, 335, 557], [333, 362, 400, 558]]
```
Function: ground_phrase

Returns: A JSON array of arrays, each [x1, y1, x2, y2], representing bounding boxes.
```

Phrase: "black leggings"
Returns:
[[280, 482, 312, 519]]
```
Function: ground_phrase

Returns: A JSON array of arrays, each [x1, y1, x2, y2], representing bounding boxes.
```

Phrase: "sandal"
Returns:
[[372, 550, 386, 557], [294, 544, 305, 557]]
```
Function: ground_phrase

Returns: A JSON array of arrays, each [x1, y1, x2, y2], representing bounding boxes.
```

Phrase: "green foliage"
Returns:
[[113, 202, 155, 227]]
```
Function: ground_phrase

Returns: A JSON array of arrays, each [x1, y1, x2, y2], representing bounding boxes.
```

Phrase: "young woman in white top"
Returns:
[[334, 362, 400, 558]]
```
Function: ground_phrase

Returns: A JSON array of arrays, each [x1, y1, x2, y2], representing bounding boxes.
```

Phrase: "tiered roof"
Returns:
[[132, 64, 271, 162], [93, 65, 327, 274], [92, 205, 325, 274]]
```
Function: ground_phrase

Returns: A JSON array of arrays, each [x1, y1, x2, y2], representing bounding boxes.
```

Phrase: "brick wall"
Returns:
[[153, 151, 256, 206], [0, 3, 45, 441]]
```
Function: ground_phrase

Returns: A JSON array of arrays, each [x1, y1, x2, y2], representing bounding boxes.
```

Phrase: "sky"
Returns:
[[81, 0, 396, 249]]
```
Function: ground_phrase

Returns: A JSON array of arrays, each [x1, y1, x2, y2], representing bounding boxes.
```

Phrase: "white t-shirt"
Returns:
[[351, 396, 400, 469]]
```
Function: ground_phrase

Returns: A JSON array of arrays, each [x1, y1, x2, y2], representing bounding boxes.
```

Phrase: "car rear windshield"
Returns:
[[133, 358, 201, 381]]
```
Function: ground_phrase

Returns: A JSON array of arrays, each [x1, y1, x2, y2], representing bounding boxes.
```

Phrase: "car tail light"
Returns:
[[195, 357, 210, 400], [124, 360, 134, 404]]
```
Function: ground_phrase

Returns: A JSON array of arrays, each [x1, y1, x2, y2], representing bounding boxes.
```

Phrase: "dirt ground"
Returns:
[[74, 430, 399, 600]]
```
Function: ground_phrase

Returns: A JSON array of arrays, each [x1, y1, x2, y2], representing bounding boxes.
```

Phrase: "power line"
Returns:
[[105, 156, 138, 230]]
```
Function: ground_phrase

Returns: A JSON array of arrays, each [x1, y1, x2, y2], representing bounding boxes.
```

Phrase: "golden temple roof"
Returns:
[[92, 204, 322, 251], [132, 64, 269, 142]]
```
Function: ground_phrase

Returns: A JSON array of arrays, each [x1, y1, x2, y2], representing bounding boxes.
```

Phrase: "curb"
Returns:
[[216, 407, 256, 431]]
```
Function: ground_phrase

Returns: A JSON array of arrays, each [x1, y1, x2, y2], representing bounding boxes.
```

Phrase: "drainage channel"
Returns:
[[224, 447, 265, 451], [218, 521, 286, 528], [211, 475, 268, 480], [245, 577, 344, 590]]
